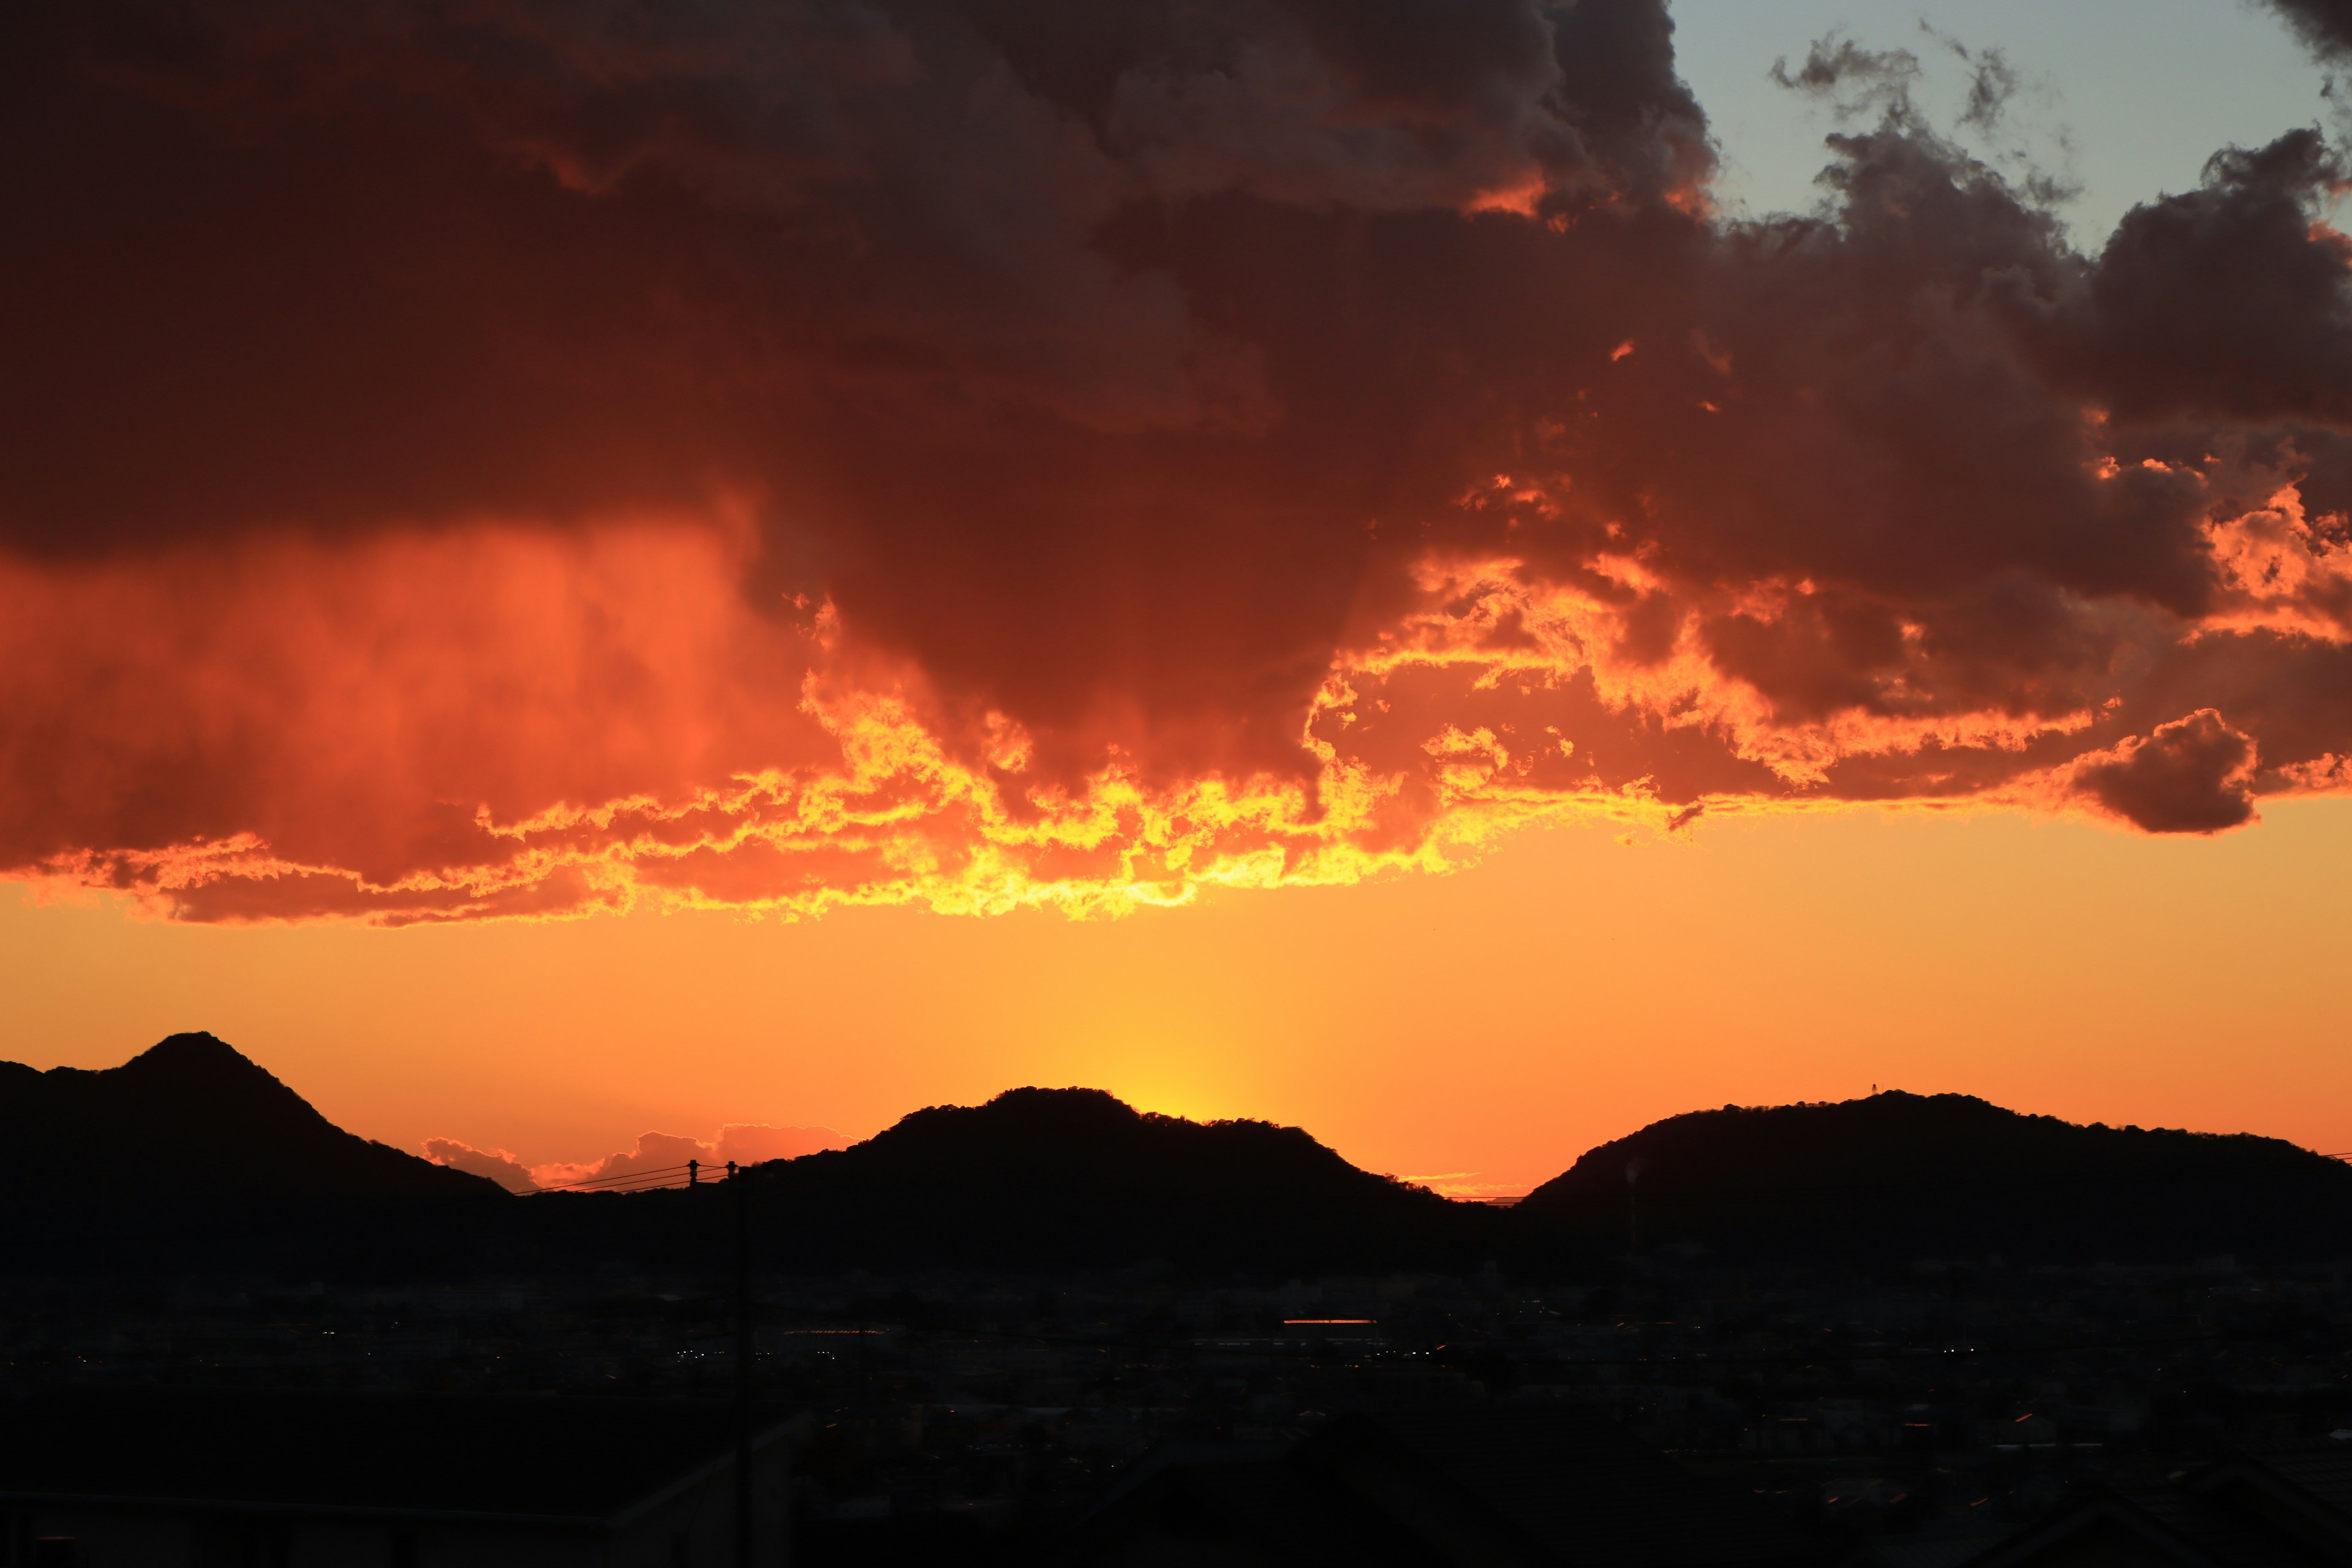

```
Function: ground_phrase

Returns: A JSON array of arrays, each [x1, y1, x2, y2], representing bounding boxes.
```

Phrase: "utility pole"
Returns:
[[1624, 1158, 1643, 1275], [733, 1159, 753, 1568]]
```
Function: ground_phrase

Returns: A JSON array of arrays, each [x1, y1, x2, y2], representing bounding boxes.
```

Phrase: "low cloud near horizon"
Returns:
[[423, 1124, 851, 1193], [8, 0, 2352, 924], [1400, 1172, 1535, 1202]]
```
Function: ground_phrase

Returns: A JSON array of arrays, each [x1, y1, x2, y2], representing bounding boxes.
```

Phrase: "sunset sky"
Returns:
[[5, 0, 2351, 1196]]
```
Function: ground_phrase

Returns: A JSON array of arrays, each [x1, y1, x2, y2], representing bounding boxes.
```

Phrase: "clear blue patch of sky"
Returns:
[[1671, 0, 2335, 249]]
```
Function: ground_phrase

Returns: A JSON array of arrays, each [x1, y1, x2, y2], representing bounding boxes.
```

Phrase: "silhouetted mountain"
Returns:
[[13, 1048, 2346, 1283], [720, 1087, 1498, 1270], [1514, 1091, 2352, 1264], [0, 1033, 502, 1201]]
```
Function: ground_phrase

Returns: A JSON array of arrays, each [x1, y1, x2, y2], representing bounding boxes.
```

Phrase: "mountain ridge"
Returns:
[[10, 1037, 2351, 1272], [0, 1032, 504, 1201], [1517, 1089, 2352, 1262], [733, 1085, 1487, 1268]]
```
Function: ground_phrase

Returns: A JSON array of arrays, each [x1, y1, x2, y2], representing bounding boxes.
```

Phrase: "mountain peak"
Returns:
[[987, 1085, 1134, 1114], [102, 1031, 315, 1115], [119, 1030, 271, 1077], [864, 1086, 1151, 1160], [760, 1085, 1477, 1268], [0, 1035, 503, 1201], [137, 1029, 242, 1058], [974, 1085, 1144, 1129]]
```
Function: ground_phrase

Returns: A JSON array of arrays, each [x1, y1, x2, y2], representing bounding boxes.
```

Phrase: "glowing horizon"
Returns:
[[6, 0, 2352, 1201], [12, 793, 2351, 1202]]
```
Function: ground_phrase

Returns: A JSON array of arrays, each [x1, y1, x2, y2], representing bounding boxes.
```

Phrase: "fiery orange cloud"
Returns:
[[5, 495, 2343, 924], [6, 0, 2352, 924]]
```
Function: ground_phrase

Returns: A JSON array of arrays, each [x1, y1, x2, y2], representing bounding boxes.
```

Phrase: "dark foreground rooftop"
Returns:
[[0, 1388, 802, 1525], [1970, 1444, 2352, 1568], [1063, 1405, 1828, 1567]]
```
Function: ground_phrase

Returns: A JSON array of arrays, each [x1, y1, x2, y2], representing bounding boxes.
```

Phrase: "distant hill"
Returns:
[[12, 1051, 2346, 1278], [1514, 1091, 2352, 1264], [726, 1087, 1497, 1270], [0, 1033, 504, 1202]]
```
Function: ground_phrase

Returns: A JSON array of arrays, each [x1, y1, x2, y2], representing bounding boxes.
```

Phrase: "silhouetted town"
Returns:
[[7, 1036, 2352, 1566]]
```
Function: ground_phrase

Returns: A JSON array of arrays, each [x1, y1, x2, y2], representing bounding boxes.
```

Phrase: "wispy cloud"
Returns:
[[1399, 1172, 1535, 1202], [424, 1124, 851, 1192]]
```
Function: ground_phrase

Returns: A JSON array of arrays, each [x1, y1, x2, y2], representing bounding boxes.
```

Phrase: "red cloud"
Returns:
[[2073, 710, 2260, 834], [2, 0, 2350, 922], [421, 1138, 540, 1194], [427, 1125, 852, 1191]]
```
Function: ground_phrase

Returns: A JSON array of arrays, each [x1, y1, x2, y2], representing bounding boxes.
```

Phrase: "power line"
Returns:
[[524, 1158, 772, 1194], [526, 1163, 703, 1194]]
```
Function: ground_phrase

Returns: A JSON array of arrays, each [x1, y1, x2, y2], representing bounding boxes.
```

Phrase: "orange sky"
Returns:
[[9, 0, 2352, 1201], [7, 796, 2346, 1197]]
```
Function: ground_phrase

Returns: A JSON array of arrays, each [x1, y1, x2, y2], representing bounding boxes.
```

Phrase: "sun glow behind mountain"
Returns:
[[4, 0, 2352, 1186]]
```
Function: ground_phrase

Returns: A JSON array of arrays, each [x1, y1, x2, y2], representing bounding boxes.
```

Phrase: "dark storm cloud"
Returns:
[[2075, 710, 2260, 834], [2, 0, 2351, 922], [0, 0, 1707, 782], [2269, 0, 2352, 61], [2014, 131, 2352, 428]]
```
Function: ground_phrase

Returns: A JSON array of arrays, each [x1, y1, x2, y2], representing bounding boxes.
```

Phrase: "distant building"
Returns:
[[1060, 1405, 1828, 1567], [0, 1389, 807, 1567], [1962, 1444, 2352, 1568]]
